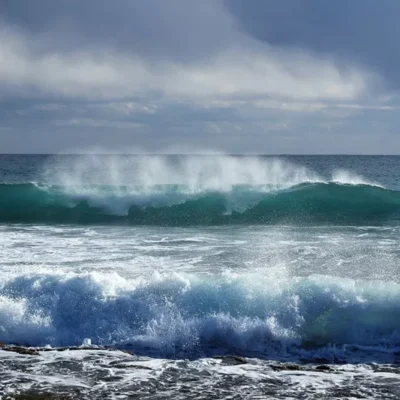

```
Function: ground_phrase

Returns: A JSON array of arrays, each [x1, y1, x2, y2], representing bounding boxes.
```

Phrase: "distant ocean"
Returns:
[[1, 154, 400, 399]]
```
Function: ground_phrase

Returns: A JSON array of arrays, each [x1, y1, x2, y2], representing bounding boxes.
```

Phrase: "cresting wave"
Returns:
[[0, 181, 399, 225], [1, 272, 400, 361]]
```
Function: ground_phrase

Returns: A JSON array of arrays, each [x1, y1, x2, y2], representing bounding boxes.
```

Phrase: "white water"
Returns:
[[1, 224, 400, 361], [1, 270, 400, 358], [39, 154, 384, 215], [2, 155, 400, 399]]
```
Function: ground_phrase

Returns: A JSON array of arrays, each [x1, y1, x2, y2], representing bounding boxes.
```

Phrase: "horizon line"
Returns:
[[0, 153, 400, 157]]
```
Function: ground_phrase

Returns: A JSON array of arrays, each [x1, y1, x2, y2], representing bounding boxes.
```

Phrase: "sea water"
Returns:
[[0, 154, 400, 399]]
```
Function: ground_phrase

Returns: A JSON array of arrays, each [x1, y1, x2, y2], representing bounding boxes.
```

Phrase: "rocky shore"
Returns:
[[1, 345, 400, 399]]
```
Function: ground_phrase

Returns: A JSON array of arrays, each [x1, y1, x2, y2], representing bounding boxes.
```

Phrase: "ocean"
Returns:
[[1, 154, 400, 399]]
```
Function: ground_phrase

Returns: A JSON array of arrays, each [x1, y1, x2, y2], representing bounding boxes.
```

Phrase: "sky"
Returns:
[[0, 0, 399, 154]]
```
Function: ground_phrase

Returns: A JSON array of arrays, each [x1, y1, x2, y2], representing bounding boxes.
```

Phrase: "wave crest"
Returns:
[[1, 272, 400, 360], [0, 182, 399, 225]]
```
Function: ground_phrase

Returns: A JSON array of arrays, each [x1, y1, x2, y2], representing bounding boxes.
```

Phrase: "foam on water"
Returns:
[[1, 155, 400, 398], [1, 271, 399, 361], [2, 347, 399, 399]]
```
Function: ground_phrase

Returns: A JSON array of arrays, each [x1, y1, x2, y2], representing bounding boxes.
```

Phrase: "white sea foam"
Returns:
[[1, 270, 399, 361], [2, 347, 398, 399]]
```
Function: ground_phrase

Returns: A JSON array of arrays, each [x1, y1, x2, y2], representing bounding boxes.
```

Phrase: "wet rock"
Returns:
[[315, 365, 332, 372], [109, 362, 153, 370], [0, 344, 40, 356], [213, 356, 248, 365], [371, 365, 400, 375], [4, 391, 71, 399], [270, 363, 301, 371]]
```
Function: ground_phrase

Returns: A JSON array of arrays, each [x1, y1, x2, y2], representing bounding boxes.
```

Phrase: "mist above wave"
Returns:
[[42, 154, 322, 192], [43, 153, 382, 189]]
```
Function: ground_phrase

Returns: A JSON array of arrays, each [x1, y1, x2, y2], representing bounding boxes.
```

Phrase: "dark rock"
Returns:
[[315, 365, 331, 372], [270, 363, 301, 371], [0, 344, 40, 356], [4, 391, 71, 399], [213, 355, 248, 365]]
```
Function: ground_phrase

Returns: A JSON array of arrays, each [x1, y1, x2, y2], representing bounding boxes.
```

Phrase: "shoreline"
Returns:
[[1, 345, 400, 399]]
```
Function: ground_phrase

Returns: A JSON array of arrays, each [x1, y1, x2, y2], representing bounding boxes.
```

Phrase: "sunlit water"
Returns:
[[1, 154, 400, 399]]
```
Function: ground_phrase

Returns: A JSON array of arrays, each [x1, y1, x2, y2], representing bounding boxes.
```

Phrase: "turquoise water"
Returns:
[[1, 155, 400, 225], [1, 154, 400, 362]]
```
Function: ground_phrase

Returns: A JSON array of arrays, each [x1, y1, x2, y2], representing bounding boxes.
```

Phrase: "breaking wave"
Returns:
[[0, 181, 399, 225], [1, 271, 400, 361]]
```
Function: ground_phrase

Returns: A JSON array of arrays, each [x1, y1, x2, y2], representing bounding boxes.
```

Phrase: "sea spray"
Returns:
[[1, 271, 400, 360], [42, 154, 322, 191], [0, 182, 399, 225]]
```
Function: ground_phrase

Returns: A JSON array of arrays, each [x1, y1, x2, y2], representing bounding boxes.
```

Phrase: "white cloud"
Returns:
[[92, 102, 159, 116], [0, 24, 370, 103], [52, 118, 146, 129]]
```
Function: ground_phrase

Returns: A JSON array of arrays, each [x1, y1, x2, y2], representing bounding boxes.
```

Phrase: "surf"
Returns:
[[1, 271, 400, 361], [0, 181, 400, 225]]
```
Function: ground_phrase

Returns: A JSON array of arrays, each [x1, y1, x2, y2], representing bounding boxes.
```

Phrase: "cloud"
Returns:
[[0, 0, 398, 154], [228, 0, 400, 90], [0, 22, 369, 102], [52, 118, 146, 130], [0, 0, 233, 61]]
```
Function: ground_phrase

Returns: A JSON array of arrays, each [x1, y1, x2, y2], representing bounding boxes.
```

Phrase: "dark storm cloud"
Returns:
[[0, 0, 233, 62], [4, 0, 399, 82], [0, 0, 374, 101], [0, 0, 399, 153], [227, 0, 400, 88]]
